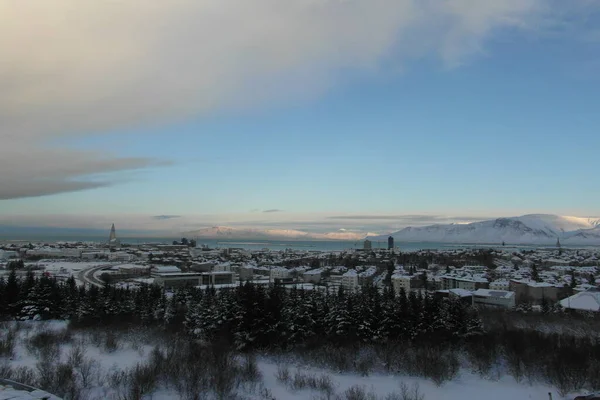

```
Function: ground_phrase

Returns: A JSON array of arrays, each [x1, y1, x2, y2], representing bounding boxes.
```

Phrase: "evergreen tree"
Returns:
[[4, 269, 20, 318], [531, 264, 541, 282]]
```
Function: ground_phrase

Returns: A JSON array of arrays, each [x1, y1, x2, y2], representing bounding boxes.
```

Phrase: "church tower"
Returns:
[[109, 224, 120, 246]]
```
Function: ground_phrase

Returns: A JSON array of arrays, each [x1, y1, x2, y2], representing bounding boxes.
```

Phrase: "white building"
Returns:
[[391, 274, 412, 295], [270, 267, 292, 282], [26, 248, 82, 258], [489, 280, 510, 291], [108, 252, 134, 262], [239, 266, 254, 281], [341, 270, 359, 291], [303, 269, 322, 284], [472, 289, 515, 309], [81, 251, 108, 260], [150, 265, 181, 276]]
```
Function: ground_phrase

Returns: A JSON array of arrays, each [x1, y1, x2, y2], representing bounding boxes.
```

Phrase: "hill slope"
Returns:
[[371, 214, 600, 245]]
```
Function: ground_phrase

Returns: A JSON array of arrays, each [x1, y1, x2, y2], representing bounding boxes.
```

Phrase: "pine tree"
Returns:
[[4, 269, 20, 318], [531, 264, 541, 282]]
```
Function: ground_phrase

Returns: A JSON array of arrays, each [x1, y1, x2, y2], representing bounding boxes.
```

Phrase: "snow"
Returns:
[[151, 265, 181, 273], [376, 214, 600, 245], [257, 360, 561, 400], [560, 290, 600, 312], [473, 289, 515, 299], [1, 320, 595, 400], [0, 384, 60, 400], [35, 261, 106, 275]]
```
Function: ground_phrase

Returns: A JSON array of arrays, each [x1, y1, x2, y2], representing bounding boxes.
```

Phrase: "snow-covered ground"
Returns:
[[1, 321, 592, 400]]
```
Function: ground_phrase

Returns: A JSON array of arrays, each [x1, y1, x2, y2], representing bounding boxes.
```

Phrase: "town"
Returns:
[[2, 229, 599, 314]]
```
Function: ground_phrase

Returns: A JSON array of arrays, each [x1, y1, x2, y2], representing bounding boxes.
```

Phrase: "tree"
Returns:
[[531, 264, 541, 282], [100, 273, 113, 286], [588, 274, 596, 285], [570, 269, 577, 289]]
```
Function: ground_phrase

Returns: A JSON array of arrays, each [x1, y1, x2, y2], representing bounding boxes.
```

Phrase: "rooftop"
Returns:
[[473, 289, 515, 299]]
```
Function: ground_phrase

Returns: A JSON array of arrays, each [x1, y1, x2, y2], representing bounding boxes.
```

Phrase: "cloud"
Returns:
[[0, 0, 592, 199], [327, 214, 488, 224], [0, 141, 166, 199], [263, 209, 284, 213], [152, 215, 182, 220]]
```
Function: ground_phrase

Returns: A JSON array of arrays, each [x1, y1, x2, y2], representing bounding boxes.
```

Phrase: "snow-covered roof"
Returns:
[[473, 289, 515, 299], [151, 265, 181, 273], [449, 288, 473, 298], [560, 290, 600, 312], [303, 269, 322, 275]]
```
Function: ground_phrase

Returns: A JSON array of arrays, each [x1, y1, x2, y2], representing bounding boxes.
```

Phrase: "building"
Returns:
[[358, 266, 377, 285], [472, 289, 516, 309], [238, 266, 254, 281], [559, 289, 600, 312], [116, 264, 148, 276], [108, 252, 134, 262], [270, 267, 293, 283], [189, 261, 216, 272], [81, 251, 108, 260], [303, 269, 322, 284], [341, 270, 359, 291], [363, 240, 372, 251], [108, 223, 120, 247], [153, 271, 202, 289], [201, 271, 234, 286], [489, 280, 510, 291], [449, 288, 474, 304], [391, 274, 412, 295], [509, 279, 559, 304], [151, 265, 181, 276], [441, 275, 489, 291], [0, 250, 19, 260], [388, 236, 394, 250]]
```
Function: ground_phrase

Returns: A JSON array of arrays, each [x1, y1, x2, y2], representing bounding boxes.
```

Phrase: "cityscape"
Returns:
[[2, 1, 600, 399]]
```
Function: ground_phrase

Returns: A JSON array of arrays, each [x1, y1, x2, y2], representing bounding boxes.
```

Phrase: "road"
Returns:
[[75, 264, 114, 287]]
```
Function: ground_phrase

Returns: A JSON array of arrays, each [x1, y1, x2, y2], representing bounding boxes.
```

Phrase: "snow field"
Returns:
[[0, 321, 586, 400]]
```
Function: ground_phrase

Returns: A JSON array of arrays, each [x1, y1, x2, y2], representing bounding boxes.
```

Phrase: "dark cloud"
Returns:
[[153, 215, 181, 220], [0, 146, 168, 200], [263, 209, 284, 213]]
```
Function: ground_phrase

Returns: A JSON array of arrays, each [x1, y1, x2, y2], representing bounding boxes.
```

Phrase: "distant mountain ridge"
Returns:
[[369, 214, 600, 245], [185, 226, 373, 241]]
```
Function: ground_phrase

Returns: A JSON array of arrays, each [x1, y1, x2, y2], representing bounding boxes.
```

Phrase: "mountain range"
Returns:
[[186, 215, 600, 245], [369, 214, 600, 245]]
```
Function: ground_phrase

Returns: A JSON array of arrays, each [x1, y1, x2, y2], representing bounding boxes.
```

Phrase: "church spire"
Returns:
[[109, 224, 119, 246]]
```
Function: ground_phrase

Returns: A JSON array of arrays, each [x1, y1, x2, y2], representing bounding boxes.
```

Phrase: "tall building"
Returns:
[[109, 223, 120, 246], [363, 239, 372, 250], [388, 236, 394, 250]]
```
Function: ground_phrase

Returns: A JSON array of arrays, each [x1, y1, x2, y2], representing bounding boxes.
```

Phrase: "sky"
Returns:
[[1, 0, 600, 237]]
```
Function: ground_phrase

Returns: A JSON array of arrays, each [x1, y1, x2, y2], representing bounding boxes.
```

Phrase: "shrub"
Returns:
[[0, 326, 17, 358]]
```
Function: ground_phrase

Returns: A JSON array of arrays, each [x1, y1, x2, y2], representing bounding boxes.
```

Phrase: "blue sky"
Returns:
[[1, 1, 599, 235]]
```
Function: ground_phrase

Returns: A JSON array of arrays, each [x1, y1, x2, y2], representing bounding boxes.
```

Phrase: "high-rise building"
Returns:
[[109, 223, 120, 246], [363, 239, 372, 250], [388, 236, 394, 250]]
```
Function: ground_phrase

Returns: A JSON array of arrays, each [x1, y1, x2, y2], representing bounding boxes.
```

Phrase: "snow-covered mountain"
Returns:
[[370, 214, 600, 245], [185, 226, 372, 241]]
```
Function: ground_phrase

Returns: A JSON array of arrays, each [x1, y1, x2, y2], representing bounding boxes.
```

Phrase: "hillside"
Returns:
[[370, 214, 600, 245]]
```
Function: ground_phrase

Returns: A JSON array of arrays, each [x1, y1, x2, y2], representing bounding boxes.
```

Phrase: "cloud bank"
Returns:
[[0, 0, 584, 199]]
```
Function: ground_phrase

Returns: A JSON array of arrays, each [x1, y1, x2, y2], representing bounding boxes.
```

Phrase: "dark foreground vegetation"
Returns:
[[1, 271, 600, 398]]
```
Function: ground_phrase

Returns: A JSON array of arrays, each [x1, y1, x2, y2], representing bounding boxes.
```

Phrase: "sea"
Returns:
[[0, 235, 594, 252]]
